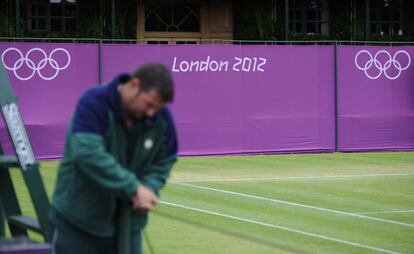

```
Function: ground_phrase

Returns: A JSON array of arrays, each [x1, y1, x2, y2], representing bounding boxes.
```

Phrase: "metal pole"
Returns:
[[285, 0, 289, 41], [350, 0, 353, 41], [15, 0, 20, 37], [364, 0, 369, 40], [112, 0, 116, 39], [117, 206, 131, 254], [99, 39, 103, 84], [334, 42, 339, 152]]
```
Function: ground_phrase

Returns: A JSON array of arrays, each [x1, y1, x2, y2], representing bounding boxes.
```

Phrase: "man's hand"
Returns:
[[131, 185, 159, 213]]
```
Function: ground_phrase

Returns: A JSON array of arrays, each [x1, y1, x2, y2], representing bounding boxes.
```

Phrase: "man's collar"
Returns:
[[107, 73, 129, 120]]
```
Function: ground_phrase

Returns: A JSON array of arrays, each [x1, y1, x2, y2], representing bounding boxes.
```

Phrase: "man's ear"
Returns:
[[130, 78, 141, 94]]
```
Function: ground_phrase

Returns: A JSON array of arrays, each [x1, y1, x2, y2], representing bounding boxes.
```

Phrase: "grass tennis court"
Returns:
[[7, 152, 414, 253]]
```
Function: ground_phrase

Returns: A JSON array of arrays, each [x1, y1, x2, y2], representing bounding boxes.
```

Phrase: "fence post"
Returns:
[[284, 0, 289, 41], [99, 39, 103, 85], [334, 41, 339, 152]]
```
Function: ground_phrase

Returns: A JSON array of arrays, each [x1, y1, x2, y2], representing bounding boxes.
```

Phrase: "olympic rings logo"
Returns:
[[1, 47, 71, 81], [354, 50, 411, 80]]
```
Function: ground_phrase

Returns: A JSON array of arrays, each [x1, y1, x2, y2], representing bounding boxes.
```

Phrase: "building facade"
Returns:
[[0, 0, 413, 42]]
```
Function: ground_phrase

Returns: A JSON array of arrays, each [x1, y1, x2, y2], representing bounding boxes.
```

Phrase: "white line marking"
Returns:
[[355, 210, 414, 215], [176, 183, 414, 229], [172, 173, 414, 183], [160, 201, 400, 254]]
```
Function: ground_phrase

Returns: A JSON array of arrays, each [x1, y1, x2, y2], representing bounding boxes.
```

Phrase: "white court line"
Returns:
[[172, 173, 414, 183], [176, 182, 414, 229], [160, 201, 400, 254], [355, 210, 414, 215]]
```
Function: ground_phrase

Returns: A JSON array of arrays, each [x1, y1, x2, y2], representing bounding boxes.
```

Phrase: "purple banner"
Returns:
[[103, 45, 336, 155], [0, 43, 99, 159], [338, 46, 414, 151]]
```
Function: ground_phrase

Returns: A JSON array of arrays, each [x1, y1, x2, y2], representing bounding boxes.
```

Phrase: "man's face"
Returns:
[[122, 78, 165, 119]]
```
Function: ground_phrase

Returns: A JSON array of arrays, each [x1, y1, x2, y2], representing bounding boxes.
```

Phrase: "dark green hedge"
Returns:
[[233, 0, 278, 40], [2, 0, 141, 40], [234, 0, 414, 41], [0, 0, 13, 37]]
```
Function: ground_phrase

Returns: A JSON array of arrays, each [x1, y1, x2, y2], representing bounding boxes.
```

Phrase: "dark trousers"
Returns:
[[49, 219, 115, 254], [49, 219, 142, 254]]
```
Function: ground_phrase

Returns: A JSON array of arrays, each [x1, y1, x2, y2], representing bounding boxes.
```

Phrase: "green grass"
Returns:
[[3, 152, 414, 253]]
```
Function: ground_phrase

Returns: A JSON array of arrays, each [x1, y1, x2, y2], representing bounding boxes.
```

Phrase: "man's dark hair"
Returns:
[[133, 63, 174, 103]]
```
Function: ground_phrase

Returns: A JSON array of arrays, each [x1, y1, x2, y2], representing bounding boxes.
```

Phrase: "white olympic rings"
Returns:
[[1, 47, 71, 81], [354, 49, 411, 80]]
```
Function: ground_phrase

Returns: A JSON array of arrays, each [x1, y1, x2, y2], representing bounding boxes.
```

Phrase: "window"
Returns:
[[369, 0, 403, 35], [28, 0, 79, 33], [147, 41, 169, 44], [29, 0, 48, 31], [176, 41, 198, 44], [145, 3, 200, 32], [289, 0, 329, 35]]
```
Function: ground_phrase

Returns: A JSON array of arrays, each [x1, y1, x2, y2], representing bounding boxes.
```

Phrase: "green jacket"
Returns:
[[50, 74, 178, 237]]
